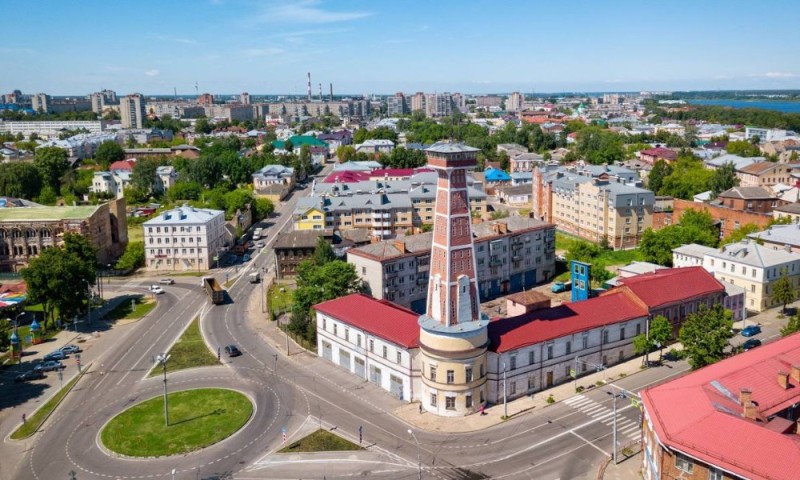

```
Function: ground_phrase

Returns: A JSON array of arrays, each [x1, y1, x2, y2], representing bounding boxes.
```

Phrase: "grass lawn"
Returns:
[[278, 429, 363, 453], [149, 316, 219, 376], [127, 225, 143, 244], [268, 283, 294, 315], [11, 370, 84, 439], [106, 297, 156, 321], [555, 231, 644, 266], [100, 388, 252, 457]]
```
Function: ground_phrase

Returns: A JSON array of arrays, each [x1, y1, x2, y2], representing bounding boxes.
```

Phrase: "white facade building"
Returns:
[[143, 206, 226, 271], [0, 120, 106, 139]]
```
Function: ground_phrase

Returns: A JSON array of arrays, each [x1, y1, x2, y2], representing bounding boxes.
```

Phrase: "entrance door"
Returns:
[[369, 365, 382, 385], [546, 371, 553, 388], [354, 357, 366, 379], [322, 341, 332, 361], [389, 374, 404, 400], [338, 350, 351, 370]]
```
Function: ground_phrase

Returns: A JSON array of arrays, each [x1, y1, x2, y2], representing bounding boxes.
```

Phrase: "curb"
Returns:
[[596, 455, 612, 480]]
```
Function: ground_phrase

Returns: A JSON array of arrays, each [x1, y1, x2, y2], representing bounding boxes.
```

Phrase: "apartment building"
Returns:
[[532, 165, 654, 249], [205, 104, 254, 122], [347, 216, 556, 312], [0, 120, 106, 139], [120, 93, 146, 129], [410, 92, 425, 113], [294, 194, 413, 237], [737, 161, 800, 188], [507, 92, 524, 112], [773, 203, 800, 223], [641, 334, 800, 480], [143, 206, 226, 271], [387, 92, 407, 116], [717, 186, 781, 214]]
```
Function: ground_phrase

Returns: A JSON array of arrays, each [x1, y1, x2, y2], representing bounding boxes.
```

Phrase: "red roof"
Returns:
[[488, 290, 648, 353], [642, 334, 800, 480], [368, 167, 432, 179], [322, 170, 370, 183], [110, 159, 136, 172], [314, 293, 420, 348], [614, 267, 724, 309], [639, 147, 677, 160]]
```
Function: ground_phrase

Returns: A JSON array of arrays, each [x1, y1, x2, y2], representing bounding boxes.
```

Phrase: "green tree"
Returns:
[[337, 145, 357, 162], [632, 334, 653, 366], [0, 317, 11, 351], [312, 237, 336, 266], [725, 140, 761, 157], [131, 157, 160, 193], [679, 304, 733, 370], [222, 188, 254, 218], [187, 155, 223, 187], [722, 223, 761, 244], [34, 146, 70, 194], [195, 117, 212, 134], [647, 160, 672, 194], [168, 181, 203, 202], [780, 313, 800, 337], [253, 197, 274, 220], [566, 240, 601, 263], [659, 154, 714, 199], [0, 162, 43, 199], [575, 127, 624, 164], [36, 185, 58, 205], [709, 161, 739, 196], [94, 141, 125, 170], [649, 315, 673, 362], [115, 241, 145, 271], [772, 268, 797, 313]]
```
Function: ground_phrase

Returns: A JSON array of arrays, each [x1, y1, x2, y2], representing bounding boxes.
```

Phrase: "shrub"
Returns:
[[546, 395, 555, 404]]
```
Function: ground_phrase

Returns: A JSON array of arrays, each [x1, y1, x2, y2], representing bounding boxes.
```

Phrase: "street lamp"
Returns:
[[157, 354, 171, 426], [407, 428, 422, 480]]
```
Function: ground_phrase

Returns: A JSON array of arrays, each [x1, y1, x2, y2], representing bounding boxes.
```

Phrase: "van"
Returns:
[[253, 228, 263, 239]]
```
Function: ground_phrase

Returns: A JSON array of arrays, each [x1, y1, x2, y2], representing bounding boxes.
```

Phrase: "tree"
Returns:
[[35, 146, 70, 194], [780, 313, 800, 337], [647, 160, 672, 194], [253, 197, 274, 220], [649, 315, 673, 362], [709, 161, 739, 196], [772, 268, 797, 313], [725, 140, 761, 157], [187, 155, 223, 187], [678, 304, 733, 370], [659, 154, 714, 199], [312, 237, 336, 266], [0, 162, 43, 199], [722, 223, 761, 244], [94, 141, 125, 170], [36, 185, 58, 205], [337, 145, 357, 162], [195, 117, 212, 134], [575, 127, 624, 164], [632, 334, 653, 366], [222, 188, 254, 218], [0, 317, 11, 351], [115, 241, 145, 271], [131, 157, 159, 193], [168, 181, 203, 202]]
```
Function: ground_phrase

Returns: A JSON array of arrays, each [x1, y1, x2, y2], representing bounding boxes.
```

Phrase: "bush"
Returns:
[[575, 386, 584, 393], [546, 395, 555, 404]]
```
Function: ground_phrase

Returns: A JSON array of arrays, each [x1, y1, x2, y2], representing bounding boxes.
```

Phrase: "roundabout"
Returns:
[[99, 388, 253, 457]]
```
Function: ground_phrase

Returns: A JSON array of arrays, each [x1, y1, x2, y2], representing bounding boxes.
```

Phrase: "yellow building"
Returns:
[[294, 206, 326, 231]]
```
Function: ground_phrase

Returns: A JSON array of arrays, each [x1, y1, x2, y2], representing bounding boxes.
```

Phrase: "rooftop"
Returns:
[[0, 204, 101, 222], [672, 243, 717, 258], [641, 333, 800, 480], [748, 223, 800, 248], [707, 239, 800, 268], [273, 230, 327, 250], [613, 266, 724, 309], [718, 186, 777, 200], [143, 206, 223, 226], [314, 293, 420, 348], [425, 142, 480, 154]]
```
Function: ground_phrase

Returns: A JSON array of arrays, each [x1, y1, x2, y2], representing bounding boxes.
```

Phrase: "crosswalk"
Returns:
[[564, 395, 641, 439]]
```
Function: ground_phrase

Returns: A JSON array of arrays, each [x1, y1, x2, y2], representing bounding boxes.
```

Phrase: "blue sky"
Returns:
[[2, 0, 799, 95]]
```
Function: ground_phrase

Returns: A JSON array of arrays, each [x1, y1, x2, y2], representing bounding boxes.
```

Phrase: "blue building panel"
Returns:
[[571, 261, 591, 302]]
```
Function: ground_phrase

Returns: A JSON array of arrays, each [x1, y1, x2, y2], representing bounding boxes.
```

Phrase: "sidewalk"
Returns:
[[599, 452, 643, 480]]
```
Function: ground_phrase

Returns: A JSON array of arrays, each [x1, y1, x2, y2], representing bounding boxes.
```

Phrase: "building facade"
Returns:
[[120, 93, 146, 129], [143, 206, 226, 271]]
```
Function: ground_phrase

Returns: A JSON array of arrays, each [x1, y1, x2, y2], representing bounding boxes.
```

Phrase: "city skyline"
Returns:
[[2, 0, 799, 95]]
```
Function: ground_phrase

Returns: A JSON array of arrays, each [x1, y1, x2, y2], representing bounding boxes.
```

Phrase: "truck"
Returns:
[[551, 280, 571, 293], [248, 271, 260, 284], [202, 276, 225, 304]]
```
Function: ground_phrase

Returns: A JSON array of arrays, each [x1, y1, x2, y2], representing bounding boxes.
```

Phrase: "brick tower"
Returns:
[[418, 143, 489, 416]]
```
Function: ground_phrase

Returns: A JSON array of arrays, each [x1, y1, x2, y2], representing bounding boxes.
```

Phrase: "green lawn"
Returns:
[[268, 283, 294, 315], [149, 316, 219, 376], [127, 225, 143, 244], [11, 369, 84, 439], [278, 429, 363, 453], [100, 388, 252, 457], [105, 296, 156, 321], [555, 231, 644, 266]]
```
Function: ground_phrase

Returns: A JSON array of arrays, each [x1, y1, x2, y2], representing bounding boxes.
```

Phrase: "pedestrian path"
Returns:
[[563, 395, 640, 439]]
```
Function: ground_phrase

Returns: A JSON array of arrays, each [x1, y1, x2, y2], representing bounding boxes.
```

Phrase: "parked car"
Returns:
[[242, 254, 251, 262], [149, 285, 165, 295], [255, 241, 265, 248], [14, 370, 46, 383], [34, 361, 65, 372], [225, 345, 242, 357], [43, 351, 67, 361], [551, 281, 571, 293], [159, 278, 175, 285], [742, 338, 762, 351], [59, 345, 81, 355], [740, 325, 761, 337]]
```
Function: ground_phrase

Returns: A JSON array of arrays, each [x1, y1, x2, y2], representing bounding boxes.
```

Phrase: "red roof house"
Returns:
[[639, 147, 678, 164], [109, 159, 136, 172], [314, 293, 420, 348]]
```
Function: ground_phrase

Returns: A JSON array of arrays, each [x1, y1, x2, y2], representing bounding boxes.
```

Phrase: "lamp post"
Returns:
[[407, 428, 422, 480], [606, 386, 638, 464], [502, 361, 508, 419], [157, 354, 171, 426]]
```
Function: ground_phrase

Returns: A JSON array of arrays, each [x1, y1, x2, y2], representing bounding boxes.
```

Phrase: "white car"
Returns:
[[149, 285, 165, 294], [255, 241, 265, 248]]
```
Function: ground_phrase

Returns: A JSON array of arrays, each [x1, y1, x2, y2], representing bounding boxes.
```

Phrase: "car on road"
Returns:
[[59, 345, 81, 355], [43, 351, 67, 361], [242, 254, 251, 262], [159, 278, 175, 285], [149, 285, 165, 294], [34, 360, 65, 372], [740, 325, 761, 337], [224, 345, 242, 357], [255, 241, 265, 248], [742, 338, 762, 351], [14, 370, 46, 383]]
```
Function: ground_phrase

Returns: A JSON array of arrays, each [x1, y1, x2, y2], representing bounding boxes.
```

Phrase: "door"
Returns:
[[389, 374, 404, 400], [354, 356, 366, 379], [338, 350, 351, 370], [321, 341, 332, 361], [369, 365, 382, 385], [546, 371, 553, 388]]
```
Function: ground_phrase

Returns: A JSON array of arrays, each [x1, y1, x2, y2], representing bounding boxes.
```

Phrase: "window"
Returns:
[[382, 345, 388, 359], [566, 341, 571, 355], [345, 328, 349, 342], [430, 365, 437, 381], [636, 324, 641, 336], [446, 370, 454, 384], [445, 396, 456, 410], [620, 327, 625, 341], [547, 344, 554, 360], [356, 334, 361, 347], [333, 324, 337, 336], [751, 284, 756, 293], [465, 394, 473, 409], [480, 364, 485, 378], [709, 468, 724, 480], [528, 376, 535, 391], [430, 393, 437, 407], [582, 334, 588, 349], [509, 381, 516, 396], [675, 453, 694, 474], [465, 366, 473, 382], [603, 330, 609, 344], [528, 350, 535, 365], [510, 356, 517, 370], [369, 339, 374, 353]]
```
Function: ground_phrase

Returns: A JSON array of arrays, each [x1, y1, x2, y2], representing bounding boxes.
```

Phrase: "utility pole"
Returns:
[[157, 354, 171, 427], [502, 362, 508, 418], [612, 392, 618, 464]]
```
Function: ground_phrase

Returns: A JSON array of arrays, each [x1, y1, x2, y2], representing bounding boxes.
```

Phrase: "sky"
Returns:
[[2, 0, 800, 96]]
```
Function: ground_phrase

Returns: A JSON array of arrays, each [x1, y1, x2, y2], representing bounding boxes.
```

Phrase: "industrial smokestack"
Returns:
[[307, 72, 312, 101], [329, 83, 333, 102], [319, 83, 322, 101]]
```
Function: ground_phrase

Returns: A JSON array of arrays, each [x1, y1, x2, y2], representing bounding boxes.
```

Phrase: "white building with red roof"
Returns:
[[641, 333, 800, 480]]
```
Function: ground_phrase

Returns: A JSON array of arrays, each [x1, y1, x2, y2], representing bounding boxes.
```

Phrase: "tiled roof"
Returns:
[[322, 170, 371, 183], [738, 161, 782, 175], [614, 266, 724, 309], [718, 186, 776, 200], [640, 147, 677, 160], [314, 293, 420, 348], [110, 160, 135, 172], [641, 334, 800, 480], [488, 290, 648, 353]]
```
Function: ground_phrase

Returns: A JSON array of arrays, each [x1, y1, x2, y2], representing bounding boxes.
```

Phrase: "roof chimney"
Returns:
[[739, 388, 752, 405], [778, 371, 790, 389], [791, 365, 800, 383]]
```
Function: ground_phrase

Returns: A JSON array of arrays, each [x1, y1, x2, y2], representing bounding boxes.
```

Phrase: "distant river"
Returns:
[[689, 99, 800, 113]]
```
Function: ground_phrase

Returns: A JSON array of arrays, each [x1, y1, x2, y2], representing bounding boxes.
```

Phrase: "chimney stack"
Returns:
[[307, 72, 312, 102], [739, 388, 752, 405], [329, 83, 333, 102], [791, 365, 800, 383], [778, 371, 790, 389]]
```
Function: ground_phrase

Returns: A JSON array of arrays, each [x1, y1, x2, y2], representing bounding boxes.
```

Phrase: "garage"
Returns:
[[321, 341, 332, 361], [389, 374, 404, 400], [369, 365, 382, 385], [354, 356, 366, 379], [338, 349, 351, 370]]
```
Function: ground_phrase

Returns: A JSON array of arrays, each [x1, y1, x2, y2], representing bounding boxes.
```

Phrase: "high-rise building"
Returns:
[[410, 92, 425, 113], [417, 143, 488, 416], [387, 92, 407, 116], [508, 92, 524, 112], [90, 93, 104, 114], [120, 93, 146, 129], [451, 92, 465, 111], [197, 93, 214, 106], [31, 93, 50, 113], [240, 92, 251, 105]]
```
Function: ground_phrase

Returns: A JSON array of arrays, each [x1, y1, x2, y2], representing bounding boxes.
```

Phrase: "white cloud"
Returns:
[[256, 0, 372, 24], [242, 47, 286, 57], [148, 33, 197, 45], [748, 71, 797, 78], [145, 69, 160, 77]]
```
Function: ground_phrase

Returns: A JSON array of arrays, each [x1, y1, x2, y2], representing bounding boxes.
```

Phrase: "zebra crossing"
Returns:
[[564, 395, 641, 439]]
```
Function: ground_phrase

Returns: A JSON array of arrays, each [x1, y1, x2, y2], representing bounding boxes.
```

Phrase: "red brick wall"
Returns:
[[672, 199, 772, 239], [652, 211, 674, 231]]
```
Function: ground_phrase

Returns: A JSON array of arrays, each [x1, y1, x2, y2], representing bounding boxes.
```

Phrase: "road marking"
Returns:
[[569, 430, 609, 456]]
